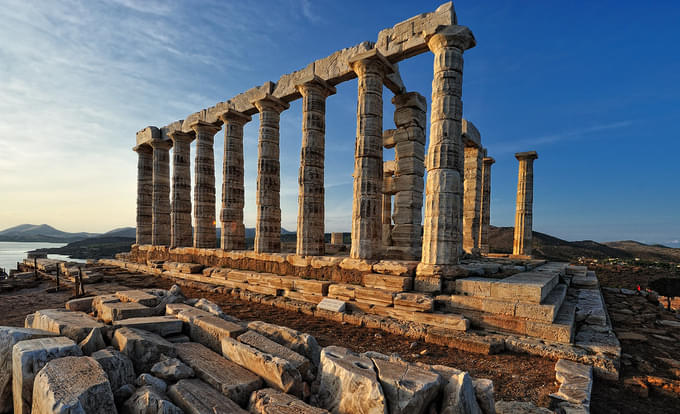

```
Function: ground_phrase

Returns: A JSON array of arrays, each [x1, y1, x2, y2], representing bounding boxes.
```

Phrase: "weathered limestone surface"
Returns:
[[419, 25, 475, 272], [134, 143, 153, 245], [169, 130, 195, 248], [247, 320, 321, 367], [191, 120, 221, 249], [221, 337, 303, 397], [12, 337, 83, 414], [113, 316, 183, 337], [30, 309, 106, 343], [462, 144, 483, 255], [123, 386, 183, 414], [116, 290, 160, 307], [30, 356, 116, 414], [430, 364, 482, 414], [174, 342, 262, 407], [150, 138, 172, 246], [237, 330, 313, 381], [0, 327, 57, 413], [112, 327, 176, 373], [178, 310, 245, 353], [150, 358, 194, 382], [249, 388, 329, 414], [478, 156, 494, 255], [91, 348, 136, 393], [219, 110, 251, 251], [65, 297, 94, 313], [254, 96, 289, 253], [350, 50, 393, 260], [99, 302, 152, 323], [78, 327, 106, 356], [296, 77, 336, 256], [318, 346, 387, 414], [371, 358, 441, 414], [168, 378, 247, 414], [513, 151, 538, 257]]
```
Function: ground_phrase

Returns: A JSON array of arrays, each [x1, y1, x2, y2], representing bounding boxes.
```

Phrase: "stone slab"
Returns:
[[247, 321, 321, 367], [362, 273, 413, 291], [64, 297, 94, 313], [237, 330, 313, 381], [327, 284, 357, 301], [372, 358, 441, 414], [174, 342, 261, 407], [99, 301, 153, 323], [30, 309, 107, 343], [249, 388, 329, 413], [168, 378, 247, 414], [455, 277, 494, 297], [490, 272, 560, 303], [179, 311, 246, 353], [116, 290, 160, 307], [354, 286, 395, 306], [394, 292, 433, 312], [113, 316, 183, 337], [317, 298, 346, 313], [112, 327, 176, 373], [293, 279, 331, 296]]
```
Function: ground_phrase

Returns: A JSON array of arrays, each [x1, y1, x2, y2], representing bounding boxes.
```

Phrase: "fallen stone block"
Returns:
[[194, 298, 241, 323], [394, 292, 433, 312], [430, 365, 482, 414], [249, 388, 329, 414], [114, 384, 135, 407], [317, 298, 346, 313], [112, 327, 176, 373], [78, 327, 106, 355], [372, 358, 441, 414], [92, 294, 120, 316], [472, 378, 495, 414], [174, 342, 261, 406], [221, 337, 303, 397], [168, 378, 247, 414], [91, 347, 136, 393], [113, 316, 183, 337], [318, 346, 387, 414], [136, 373, 167, 393], [238, 330, 313, 381], [549, 359, 592, 407], [180, 312, 245, 353], [99, 301, 153, 323], [12, 337, 83, 414], [64, 297, 94, 313], [166, 334, 190, 344], [30, 309, 107, 343], [123, 386, 183, 414], [0, 327, 58, 414], [117, 290, 160, 307], [151, 358, 194, 382], [165, 303, 194, 316], [247, 320, 321, 367], [31, 356, 116, 414]]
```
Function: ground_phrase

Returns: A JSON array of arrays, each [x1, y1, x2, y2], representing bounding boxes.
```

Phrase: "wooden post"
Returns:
[[33, 257, 37, 277], [55, 265, 60, 290]]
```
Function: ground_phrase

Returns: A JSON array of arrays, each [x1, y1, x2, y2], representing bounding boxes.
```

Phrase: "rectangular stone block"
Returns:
[[317, 298, 346, 313], [354, 287, 395, 306], [112, 327, 176, 373], [393, 292, 433, 312], [30, 309, 107, 343], [283, 291, 325, 304], [99, 301, 153, 323], [113, 316, 183, 337], [166, 303, 195, 316], [64, 297, 94, 313], [116, 290, 159, 307], [249, 388, 329, 414], [490, 272, 559, 303], [455, 277, 494, 297], [327, 284, 357, 301], [169, 378, 248, 414], [362, 273, 412, 291], [293, 279, 331, 296], [227, 270, 252, 283], [238, 330, 313, 381]]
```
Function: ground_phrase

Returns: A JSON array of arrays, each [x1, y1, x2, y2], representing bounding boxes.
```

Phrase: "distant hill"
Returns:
[[102, 227, 136, 238], [603, 240, 680, 263], [30, 236, 136, 260], [0, 224, 97, 243]]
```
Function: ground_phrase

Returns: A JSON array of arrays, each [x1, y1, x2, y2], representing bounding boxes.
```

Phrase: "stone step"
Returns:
[[456, 270, 560, 304], [346, 302, 468, 331], [99, 301, 153, 323], [174, 342, 262, 407]]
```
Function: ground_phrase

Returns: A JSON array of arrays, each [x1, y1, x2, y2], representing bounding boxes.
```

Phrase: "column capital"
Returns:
[[133, 143, 152, 154], [218, 108, 252, 125], [168, 130, 195, 144], [252, 94, 290, 113], [149, 139, 172, 150], [189, 120, 221, 135], [295, 75, 337, 98], [482, 157, 496, 165], [426, 25, 476, 53], [349, 49, 395, 77], [515, 151, 538, 161]]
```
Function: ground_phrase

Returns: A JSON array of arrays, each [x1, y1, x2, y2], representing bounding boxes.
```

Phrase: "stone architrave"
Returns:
[[462, 145, 483, 255], [417, 25, 475, 287], [169, 130, 195, 248], [295, 77, 336, 256], [349, 49, 394, 260], [218, 109, 251, 251], [191, 120, 222, 249], [513, 151, 538, 257], [253, 95, 289, 253], [478, 155, 495, 255], [134, 144, 153, 245], [150, 138, 173, 246]]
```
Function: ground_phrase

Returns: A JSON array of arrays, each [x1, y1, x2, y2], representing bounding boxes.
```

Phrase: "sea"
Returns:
[[0, 241, 85, 273]]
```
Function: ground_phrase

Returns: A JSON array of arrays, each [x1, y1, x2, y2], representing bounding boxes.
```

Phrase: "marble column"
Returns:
[[168, 130, 195, 248], [349, 50, 394, 260], [382, 167, 393, 247], [417, 25, 475, 290], [513, 151, 538, 257], [479, 155, 495, 255], [295, 77, 336, 256], [150, 138, 172, 246], [190, 120, 221, 249], [253, 95, 289, 253], [218, 109, 251, 251], [462, 145, 483, 255], [133, 144, 153, 245]]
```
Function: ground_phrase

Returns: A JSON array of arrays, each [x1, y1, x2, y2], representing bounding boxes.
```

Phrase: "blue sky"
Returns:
[[0, 0, 678, 246]]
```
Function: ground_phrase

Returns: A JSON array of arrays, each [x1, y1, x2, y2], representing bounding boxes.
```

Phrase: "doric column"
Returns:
[[150, 138, 172, 246], [479, 155, 495, 255], [295, 77, 336, 256], [133, 144, 153, 245], [462, 145, 483, 255], [349, 50, 394, 260], [417, 25, 475, 291], [513, 151, 538, 257], [253, 95, 289, 253], [218, 109, 251, 251], [168, 130, 195, 248], [190, 120, 221, 249], [382, 164, 394, 247]]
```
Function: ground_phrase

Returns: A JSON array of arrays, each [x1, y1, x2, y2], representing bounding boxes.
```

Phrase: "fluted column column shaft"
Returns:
[[191, 121, 221, 249], [349, 51, 393, 260], [296, 78, 335, 256], [169, 131, 195, 248], [219, 110, 251, 251], [462, 145, 483, 254], [513, 151, 538, 256], [134, 145, 153, 245], [150, 139, 172, 246], [254, 96, 289, 253], [479, 156, 495, 255]]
